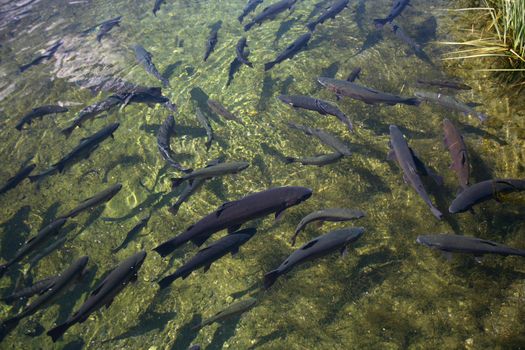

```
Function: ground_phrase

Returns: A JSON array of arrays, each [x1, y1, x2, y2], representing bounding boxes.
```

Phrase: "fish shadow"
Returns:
[[246, 330, 285, 350], [0, 205, 31, 262], [162, 61, 183, 81], [62, 338, 85, 350], [38, 202, 61, 230], [205, 315, 243, 350], [102, 155, 144, 183], [468, 149, 493, 184], [230, 282, 261, 299], [71, 206, 106, 238], [257, 75, 279, 112], [279, 75, 295, 95], [170, 314, 202, 350]]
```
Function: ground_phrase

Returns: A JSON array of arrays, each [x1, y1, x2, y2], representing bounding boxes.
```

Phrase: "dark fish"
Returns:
[[449, 179, 525, 214], [292, 208, 366, 246], [414, 91, 488, 122], [287, 122, 352, 156], [235, 37, 253, 67], [117, 86, 171, 108], [169, 158, 221, 215], [47, 252, 146, 342], [133, 45, 169, 87], [0, 218, 67, 278], [388, 125, 442, 219], [1, 276, 57, 304], [19, 40, 63, 73], [191, 297, 257, 331], [346, 67, 361, 82], [239, 0, 263, 23], [61, 96, 122, 137], [265, 32, 311, 71], [171, 161, 250, 189], [284, 152, 343, 167], [278, 94, 353, 132], [112, 214, 151, 253], [354, 30, 383, 56], [153, 0, 165, 16], [32, 123, 120, 180], [443, 118, 469, 191], [390, 23, 422, 53], [264, 227, 364, 289], [373, 0, 410, 28], [0, 164, 35, 195], [196, 107, 214, 151], [226, 58, 242, 87], [274, 16, 301, 44], [58, 183, 122, 219], [96, 16, 121, 42], [306, 0, 349, 31], [417, 234, 525, 259], [416, 79, 471, 91], [16, 105, 68, 131], [318, 77, 420, 106], [204, 22, 222, 62], [154, 186, 312, 256], [0, 257, 88, 335], [157, 115, 192, 173], [158, 228, 256, 289], [244, 0, 297, 31], [207, 99, 245, 125]]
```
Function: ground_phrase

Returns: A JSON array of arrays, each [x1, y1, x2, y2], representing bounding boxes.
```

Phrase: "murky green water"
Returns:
[[1, 0, 525, 349]]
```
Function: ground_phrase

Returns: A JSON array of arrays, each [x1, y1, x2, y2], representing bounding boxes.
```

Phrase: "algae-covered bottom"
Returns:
[[0, 0, 524, 349]]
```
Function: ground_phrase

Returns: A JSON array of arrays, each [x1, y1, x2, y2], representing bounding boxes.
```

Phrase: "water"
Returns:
[[1, 0, 525, 349]]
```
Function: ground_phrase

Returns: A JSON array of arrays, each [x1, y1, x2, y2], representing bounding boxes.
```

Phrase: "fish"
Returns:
[[416, 79, 471, 90], [0, 164, 36, 195], [112, 214, 151, 253], [235, 37, 253, 67], [390, 23, 422, 53], [58, 183, 122, 219], [207, 99, 245, 125], [153, 0, 165, 16], [0, 257, 88, 333], [204, 21, 222, 62], [19, 40, 63, 73], [196, 107, 214, 151], [292, 208, 366, 245], [346, 67, 361, 82], [96, 16, 121, 42], [28, 236, 67, 269], [0, 218, 68, 278], [171, 161, 250, 189], [47, 251, 146, 342], [191, 297, 257, 331], [264, 227, 364, 289], [414, 91, 488, 122], [388, 125, 442, 219], [278, 94, 353, 132], [154, 186, 312, 256], [158, 228, 256, 289], [1, 276, 57, 304], [449, 179, 525, 214], [264, 32, 311, 71], [117, 86, 171, 108], [16, 105, 68, 131], [443, 118, 469, 191], [32, 123, 119, 180], [318, 77, 420, 106], [238, 0, 263, 23], [244, 0, 297, 31], [373, 0, 410, 28], [287, 122, 352, 156], [226, 58, 242, 87], [274, 16, 301, 44], [284, 152, 343, 167], [157, 115, 192, 173], [61, 96, 122, 137], [133, 45, 169, 87], [416, 234, 525, 259], [306, 0, 349, 31]]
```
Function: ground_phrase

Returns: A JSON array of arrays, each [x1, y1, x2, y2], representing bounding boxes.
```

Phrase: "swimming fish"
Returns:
[[265, 32, 311, 71], [443, 118, 469, 191], [207, 99, 245, 125], [0, 164, 36, 195], [96, 16, 121, 42], [306, 0, 349, 31], [287, 122, 352, 156], [19, 40, 63, 73], [414, 91, 488, 122], [196, 107, 214, 151], [238, 0, 263, 23], [204, 21, 222, 62], [157, 115, 192, 173], [373, 0, 410, 28], [244, 0, 297, 31], [284, 152, 343, 167], [61, 97, 122, 137], [235, 37, 253, 67], [191, 297, 257, 331], [170, 161, 249, 189], [16, 105, 68, 131], [133, 45, 169, 87], [58, 183, 122, 219]]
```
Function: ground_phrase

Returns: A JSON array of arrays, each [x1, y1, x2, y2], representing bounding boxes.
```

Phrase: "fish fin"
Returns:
[[441, 251, 453, 261], [231, 246, 239, 257], [203, 264, 212, 273], [301, 238, 320, 250], [190, 235, 209, 247], [158, 274, 177, 290], [170, 178, 184, 189], [283, 156, 296, 164], [340, 246, 348, 257], [47, 322, 70, 342], [373, 18, 388, 28], [387, 150, 397, 162], [90, 279, 107, 296], [216, 201, 236, 217], [275, 208, 286, 221], [263, 269, 280, 289], [466, 102, 482, 108], [228, 224, 242, 234]]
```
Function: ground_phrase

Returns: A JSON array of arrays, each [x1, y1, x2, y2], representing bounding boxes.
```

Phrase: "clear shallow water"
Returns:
[[1, 0, 525, 349]]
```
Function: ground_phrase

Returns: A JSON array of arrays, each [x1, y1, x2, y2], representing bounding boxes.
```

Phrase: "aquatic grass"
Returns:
[[440, 0, 525, 86]]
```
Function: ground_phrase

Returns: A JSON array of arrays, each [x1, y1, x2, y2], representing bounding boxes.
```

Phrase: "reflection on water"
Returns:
[[1, 0, 525, 349]]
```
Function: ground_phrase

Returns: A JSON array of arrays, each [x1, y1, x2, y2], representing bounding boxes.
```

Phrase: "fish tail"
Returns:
[[373, 18, 388, 28], [0, 317, 20, 342], [15, 121, 24, 131], [168, 204, 180, 216], [306, 22, 316, 31], [404, 97, 421, 106], [264, 62, 275, 71], [153, 240, 177, 257], [283, 157, 296, 164], [157, 273, 178, 290], [61, 125, 75, 138], [170, 177, 184, 189], [263, 269, 280, 289], [47, 322, 70, 342], [243, 23, 253, 31], [238, 15, 243, 23]]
